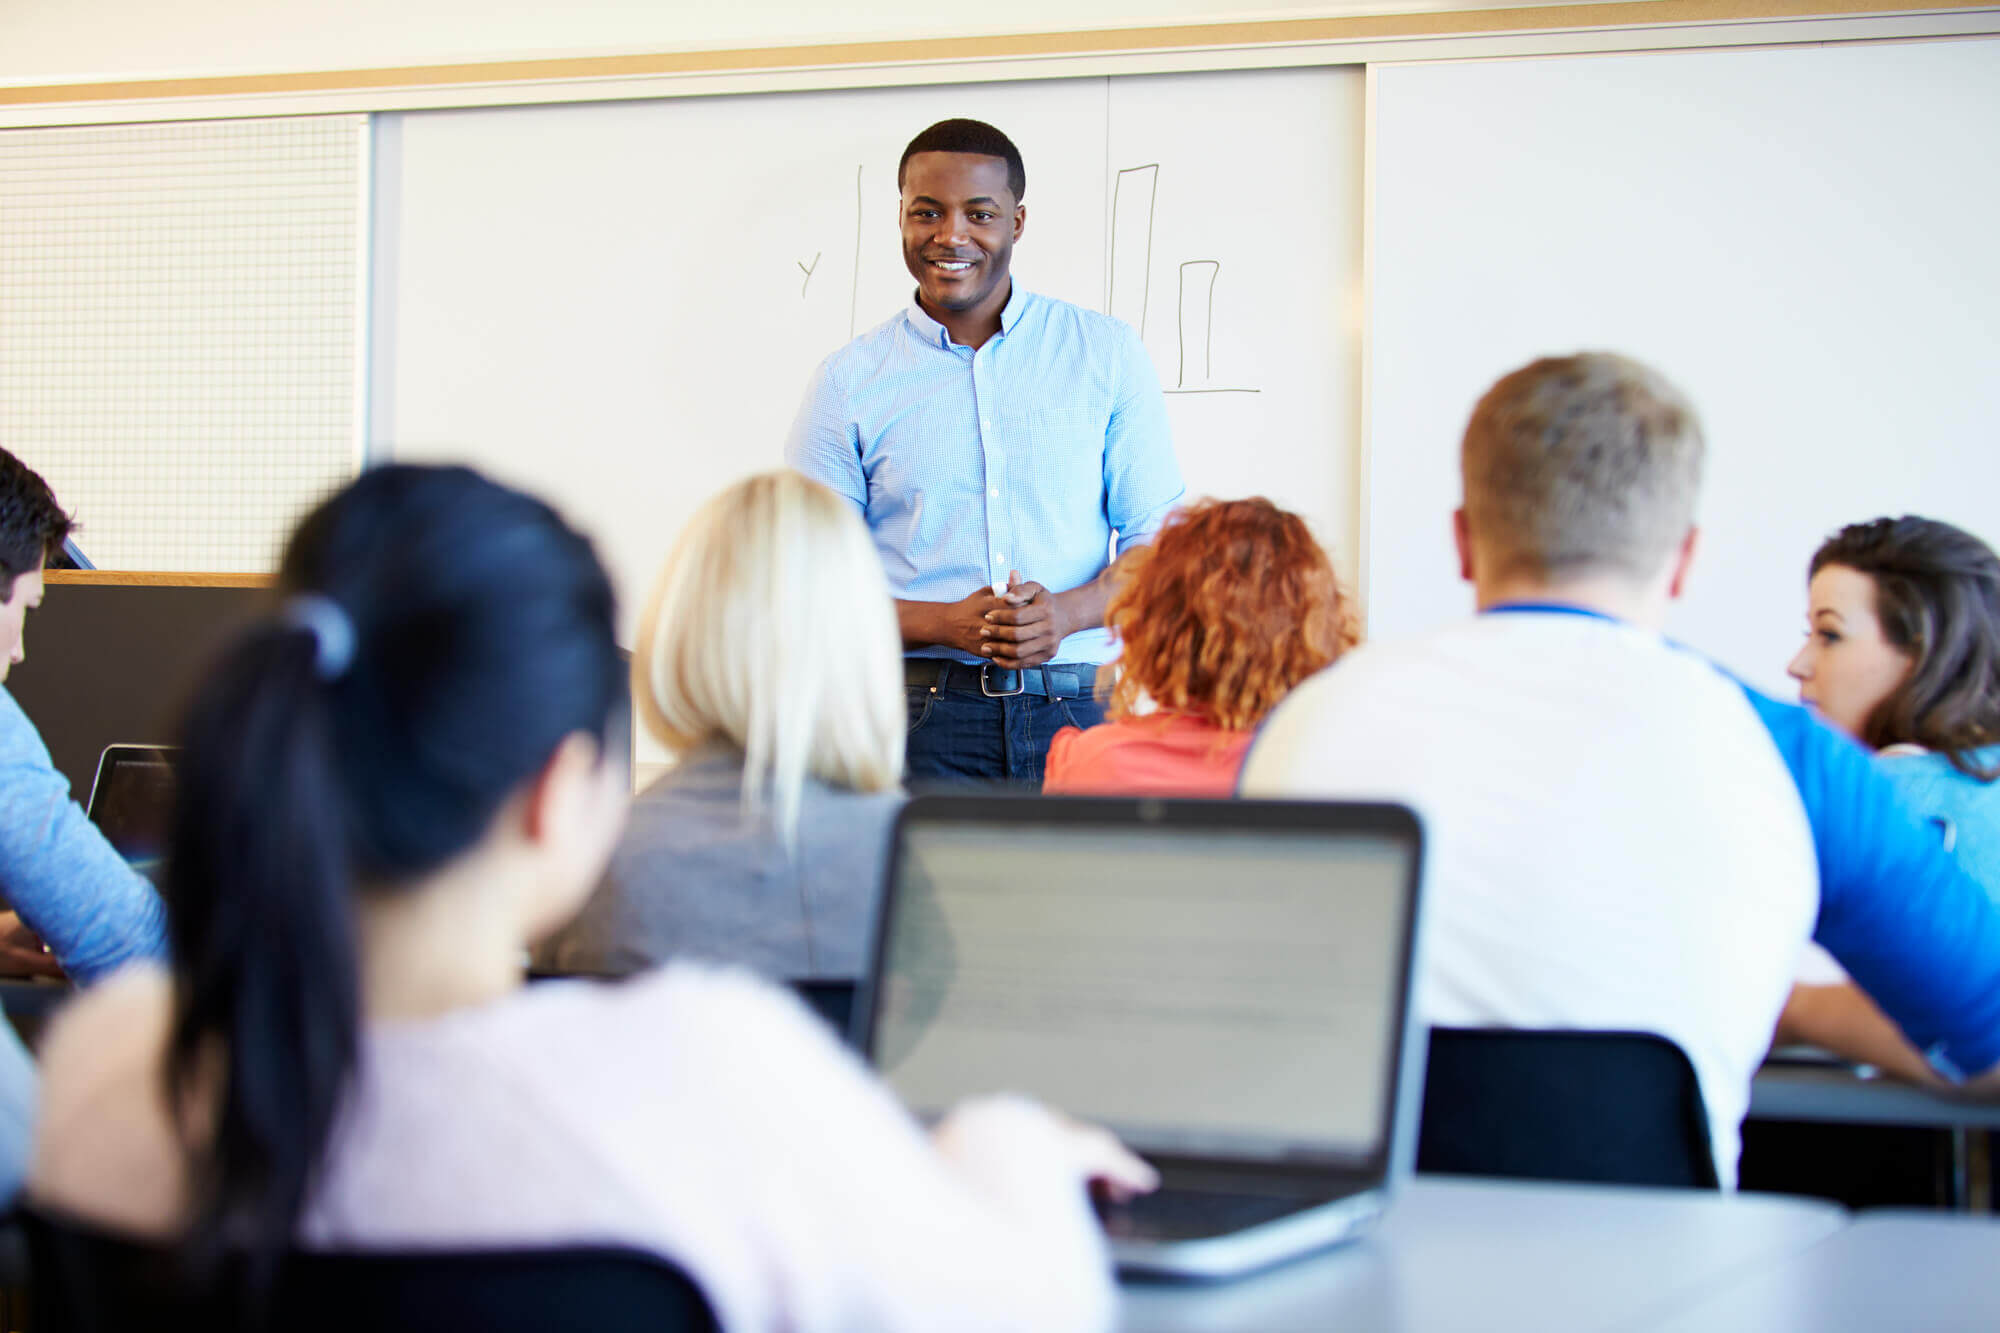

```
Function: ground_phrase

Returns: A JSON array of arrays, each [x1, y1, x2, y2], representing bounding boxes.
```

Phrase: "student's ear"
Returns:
[[1666, 526, 1701, 601], [1013, 203, 1027, 242], [520, 733, 605, 847], [1452, 509, 1475, 583]]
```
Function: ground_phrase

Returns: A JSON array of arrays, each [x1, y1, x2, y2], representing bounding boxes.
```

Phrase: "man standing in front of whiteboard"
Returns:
[[788, 118, 1183, 787]]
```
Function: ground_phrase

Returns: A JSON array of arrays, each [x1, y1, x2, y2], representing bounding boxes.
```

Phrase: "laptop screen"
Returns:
[[86, 745, 177, 865], [868, 804, 1420, 1167]]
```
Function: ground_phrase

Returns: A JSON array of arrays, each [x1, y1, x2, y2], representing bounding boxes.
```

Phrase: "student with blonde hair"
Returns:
[[33, 464, 1150, 1329], [537, 471, 906, 985]]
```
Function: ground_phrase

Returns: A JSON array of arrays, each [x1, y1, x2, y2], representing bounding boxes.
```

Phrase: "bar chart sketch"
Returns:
[[1107, 164, 1158, 335], [1106, 163, 1260, 395]]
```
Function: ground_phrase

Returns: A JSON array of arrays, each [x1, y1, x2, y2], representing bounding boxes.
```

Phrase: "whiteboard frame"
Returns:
[[1, 4, 1997, 127]]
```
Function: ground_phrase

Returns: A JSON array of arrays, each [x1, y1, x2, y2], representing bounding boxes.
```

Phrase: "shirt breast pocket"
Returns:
[[1019, 407, 1107, 501]]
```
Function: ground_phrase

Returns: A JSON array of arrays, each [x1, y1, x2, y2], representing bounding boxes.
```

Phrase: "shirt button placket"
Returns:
[[973, 348, 1008, 589]]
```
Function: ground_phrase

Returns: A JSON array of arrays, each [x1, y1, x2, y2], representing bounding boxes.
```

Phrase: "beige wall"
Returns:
[[0, 0, 1623, 85]]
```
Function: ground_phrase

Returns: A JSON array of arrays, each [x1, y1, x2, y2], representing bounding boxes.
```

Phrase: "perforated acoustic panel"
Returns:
[[0, 115, 365, 571]]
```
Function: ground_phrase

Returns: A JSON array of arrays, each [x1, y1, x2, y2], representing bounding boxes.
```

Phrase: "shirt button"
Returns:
[[989, 488, 999, 498], [980, 418, 992, 431], [993, 552, 1006, 565]]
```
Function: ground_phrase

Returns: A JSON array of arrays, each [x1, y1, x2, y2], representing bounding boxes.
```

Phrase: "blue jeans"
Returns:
[[904, 678, 1107, 789]]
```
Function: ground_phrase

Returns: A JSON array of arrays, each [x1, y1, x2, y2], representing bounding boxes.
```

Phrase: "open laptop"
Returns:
[[857, 795, 1427, 1279], [84, 743, 177, 872]]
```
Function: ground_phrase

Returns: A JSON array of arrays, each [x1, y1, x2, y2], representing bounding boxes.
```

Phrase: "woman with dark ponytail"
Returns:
[[31, 464, 1150, 1330]]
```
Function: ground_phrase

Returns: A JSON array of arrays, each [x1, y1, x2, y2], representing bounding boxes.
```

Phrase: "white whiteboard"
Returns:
[[374, 68, 1363, 643], [1369, 38, 2000, 695]]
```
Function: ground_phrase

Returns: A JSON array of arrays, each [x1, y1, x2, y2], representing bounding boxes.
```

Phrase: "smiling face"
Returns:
[[0, 563, 44, 685], [899, 151, 1024, 334], [1787, 563, 1914, 742]]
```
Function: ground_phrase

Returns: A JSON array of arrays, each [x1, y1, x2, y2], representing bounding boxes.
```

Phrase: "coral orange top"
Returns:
[[1043, 713, 1255, 797]]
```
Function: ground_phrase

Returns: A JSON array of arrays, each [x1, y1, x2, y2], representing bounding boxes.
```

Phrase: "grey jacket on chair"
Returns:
[[534, 744, 904, 983]]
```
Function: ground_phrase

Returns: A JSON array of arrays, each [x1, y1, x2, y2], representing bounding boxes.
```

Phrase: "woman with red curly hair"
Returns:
[[1044, 498, 1355, 796]]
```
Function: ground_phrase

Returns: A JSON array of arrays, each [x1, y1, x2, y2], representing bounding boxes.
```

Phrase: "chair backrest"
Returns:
[[22, 1206, 719, 1333], [791, 978, 858, 1041], [1416, 1027, 1720, 1189]]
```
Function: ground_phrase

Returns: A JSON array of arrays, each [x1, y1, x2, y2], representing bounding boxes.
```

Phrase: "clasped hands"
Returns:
[[944, 570, 1069, 669]]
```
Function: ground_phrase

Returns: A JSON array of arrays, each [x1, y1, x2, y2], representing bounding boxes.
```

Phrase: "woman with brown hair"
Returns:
[[1043, 497, 1354, 797], [1787, 515, 2000, 884], [1777, 515, 2000, 1082]]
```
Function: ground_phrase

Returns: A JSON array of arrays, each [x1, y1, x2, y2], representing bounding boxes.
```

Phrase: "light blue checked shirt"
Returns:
[[787, 286, 1183, 665]]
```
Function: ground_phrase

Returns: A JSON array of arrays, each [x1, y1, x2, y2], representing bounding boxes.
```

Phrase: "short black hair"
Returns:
[[898, 119, 1026, 203], [0, 448, 73, 599]]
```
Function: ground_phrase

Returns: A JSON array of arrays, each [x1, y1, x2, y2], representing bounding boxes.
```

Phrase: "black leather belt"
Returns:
[[905, 659, 1098, 700]]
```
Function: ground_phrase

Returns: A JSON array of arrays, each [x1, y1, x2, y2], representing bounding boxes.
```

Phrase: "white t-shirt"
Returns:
[[1242, 610, 1821, 1185], [31, 963, 1118, 1333]]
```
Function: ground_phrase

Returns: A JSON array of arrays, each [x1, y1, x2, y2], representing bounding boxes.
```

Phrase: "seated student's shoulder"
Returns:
[[32, 964, 181, 1230], [0, 684, 54, 765], [37, 963, 172, 1097], [1256, 632, 1437, 723], [1240, 627, 1508, 793]]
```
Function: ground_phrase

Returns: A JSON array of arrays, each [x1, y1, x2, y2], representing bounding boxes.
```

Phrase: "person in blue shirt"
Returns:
[[1243, 353, 2000, 1183], [1778, 516, 2000, 1075], [787, 118, 1184, 786], [0, 446, 169, 1202]]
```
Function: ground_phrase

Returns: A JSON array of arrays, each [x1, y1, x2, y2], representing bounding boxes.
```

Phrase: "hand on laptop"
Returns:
[[0, 910, 64, 980], [932, 1094, 1158, 1205]]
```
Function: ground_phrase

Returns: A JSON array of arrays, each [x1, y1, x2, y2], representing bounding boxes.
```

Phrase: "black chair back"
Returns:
[[792, 978, 858, 1041], [1417, 1027, 1720, 1189], [23, 1206, 719, 1333]]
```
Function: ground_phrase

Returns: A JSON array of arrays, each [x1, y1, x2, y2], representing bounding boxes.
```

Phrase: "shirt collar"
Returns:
[[903, 282, 1028, 350], [997, 282, 1027, 333], [1480, 600, 1625, 625], [904, 295, 948, 348]]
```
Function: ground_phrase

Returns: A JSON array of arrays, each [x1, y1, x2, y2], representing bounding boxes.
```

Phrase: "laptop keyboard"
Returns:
[[1095, 1187, 1321, 1242]]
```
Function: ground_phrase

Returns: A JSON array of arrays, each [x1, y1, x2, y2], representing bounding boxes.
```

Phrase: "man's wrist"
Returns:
[[1048, 588, 1081, 647], [895, 598, 939, 651]]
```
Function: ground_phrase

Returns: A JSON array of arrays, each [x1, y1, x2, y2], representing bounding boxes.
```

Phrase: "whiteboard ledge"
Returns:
[[46, 571, 275, 588], [1, 1, 1997, 126]]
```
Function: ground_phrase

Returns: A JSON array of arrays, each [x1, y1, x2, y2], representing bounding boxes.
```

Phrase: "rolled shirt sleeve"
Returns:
[[1104, 322, 1184, 552], [784, 359, 868, 514], [1742, 685, 2000, 1078], [0, 688, 167, 985]]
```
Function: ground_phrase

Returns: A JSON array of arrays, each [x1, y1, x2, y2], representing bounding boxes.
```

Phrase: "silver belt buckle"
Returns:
[[979, 663, 1026, 697]]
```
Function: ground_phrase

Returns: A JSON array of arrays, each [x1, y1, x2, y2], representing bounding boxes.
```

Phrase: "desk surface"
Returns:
[[1117, 1175, 1845, 1333], [1642, 1211, 2000, 1332], [1751, 1062, 2000, 1130]]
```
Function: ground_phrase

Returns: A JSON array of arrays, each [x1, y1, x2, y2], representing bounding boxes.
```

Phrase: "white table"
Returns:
[[1117, 1176, 1846, 1332], [1640, 1211, 2000, 1331]]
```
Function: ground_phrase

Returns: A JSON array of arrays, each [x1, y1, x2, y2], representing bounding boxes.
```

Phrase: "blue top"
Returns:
[[786, 286, 1184, 665], [1737, 690, 2000, 1077], [1487, 600, 2000, 1078], [0, 686, 167, 984], [1877, 744, 2000, 906]]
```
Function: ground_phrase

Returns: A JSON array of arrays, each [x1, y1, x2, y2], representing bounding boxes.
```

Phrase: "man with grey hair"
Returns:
[[1243, 352, 2000, 1187]]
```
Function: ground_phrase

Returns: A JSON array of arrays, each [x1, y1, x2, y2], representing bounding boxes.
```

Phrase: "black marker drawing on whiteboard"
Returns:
[[798, 252, 821, 298], [1105, 163, 1260, 395], [1107, 164, 1159, 336], [849, 165, 864, 339], [1166, 258, 1261, 395]]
